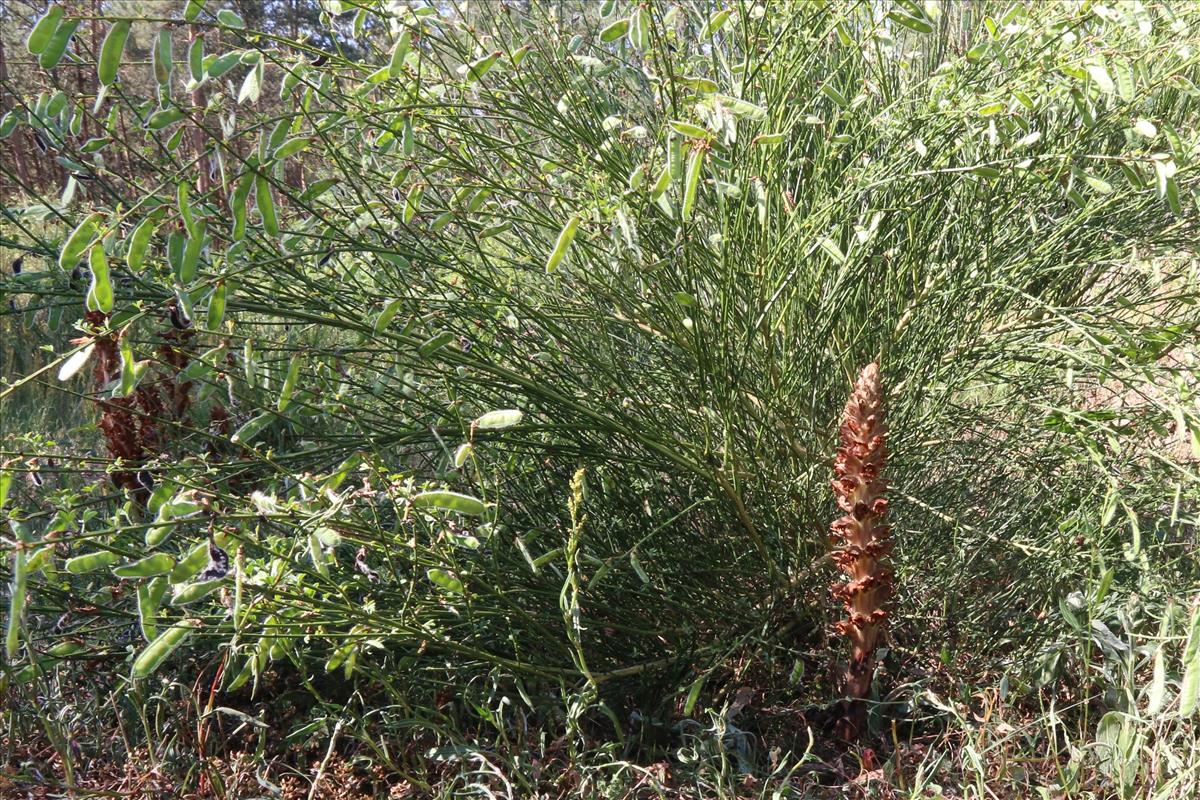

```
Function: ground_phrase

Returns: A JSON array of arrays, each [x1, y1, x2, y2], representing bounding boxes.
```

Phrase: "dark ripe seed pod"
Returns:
[[311, 53, 328, 67], [11, 257, 22, 274], [355, 546, 379, 583], [137, 470, 155, 492], [33, 130, 49, 152], [197, 550, 229, 581], [169, 303, 192, 330]]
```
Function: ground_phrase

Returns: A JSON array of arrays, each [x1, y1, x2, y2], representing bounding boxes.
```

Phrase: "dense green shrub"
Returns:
[[3, 0, 1200, 794]]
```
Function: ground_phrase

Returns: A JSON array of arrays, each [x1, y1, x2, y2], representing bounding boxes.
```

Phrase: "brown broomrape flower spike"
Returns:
[[830, 362, 892, 740]]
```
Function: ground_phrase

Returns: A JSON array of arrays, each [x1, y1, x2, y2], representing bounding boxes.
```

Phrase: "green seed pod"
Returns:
[[256, 175, 278, 236], [126, 214, 158, 272], [113, 553, 176, 579], [65, 549, 121, 574], [132, 619, 199, 678], [27, 4, 65, 54], [137, 577, 169, 641], [6, 550, 27, 658], [39, 18, 82, 70], [59, 212, 103, 271], [545, 216, 581, 273], [153, 28, 173, 87], [97, 20, 131, 86], [170, 577, 226, 606], [170, 541, 209, 583]]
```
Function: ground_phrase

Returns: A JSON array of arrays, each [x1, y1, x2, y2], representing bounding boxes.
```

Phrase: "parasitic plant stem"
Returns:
[[830, 362, 892, 739]]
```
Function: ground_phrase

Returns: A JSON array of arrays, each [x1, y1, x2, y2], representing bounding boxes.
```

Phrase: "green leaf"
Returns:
[[184, 0, 206, 23], [546, 216, 581, 273], [274, 137, 309, 160], [1165, 176, 1182, 214], [427, 568, 464, 593], [1083, 173, 1113, 194], [238, 61, 263, 104], [389, 31, 411, 78], [700, 8, 731, 39], [132, 620, 199, 678], [818, 237, 846, 264], [1181, 602, 1200, 716], [97, 20, 131, 86], [217, 8, 245, 28], [683, 672, 706, 715], [411, 490, 488, 516]]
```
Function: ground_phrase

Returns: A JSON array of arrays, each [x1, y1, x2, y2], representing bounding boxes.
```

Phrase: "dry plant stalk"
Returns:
[[830, 362, 892, 739]]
